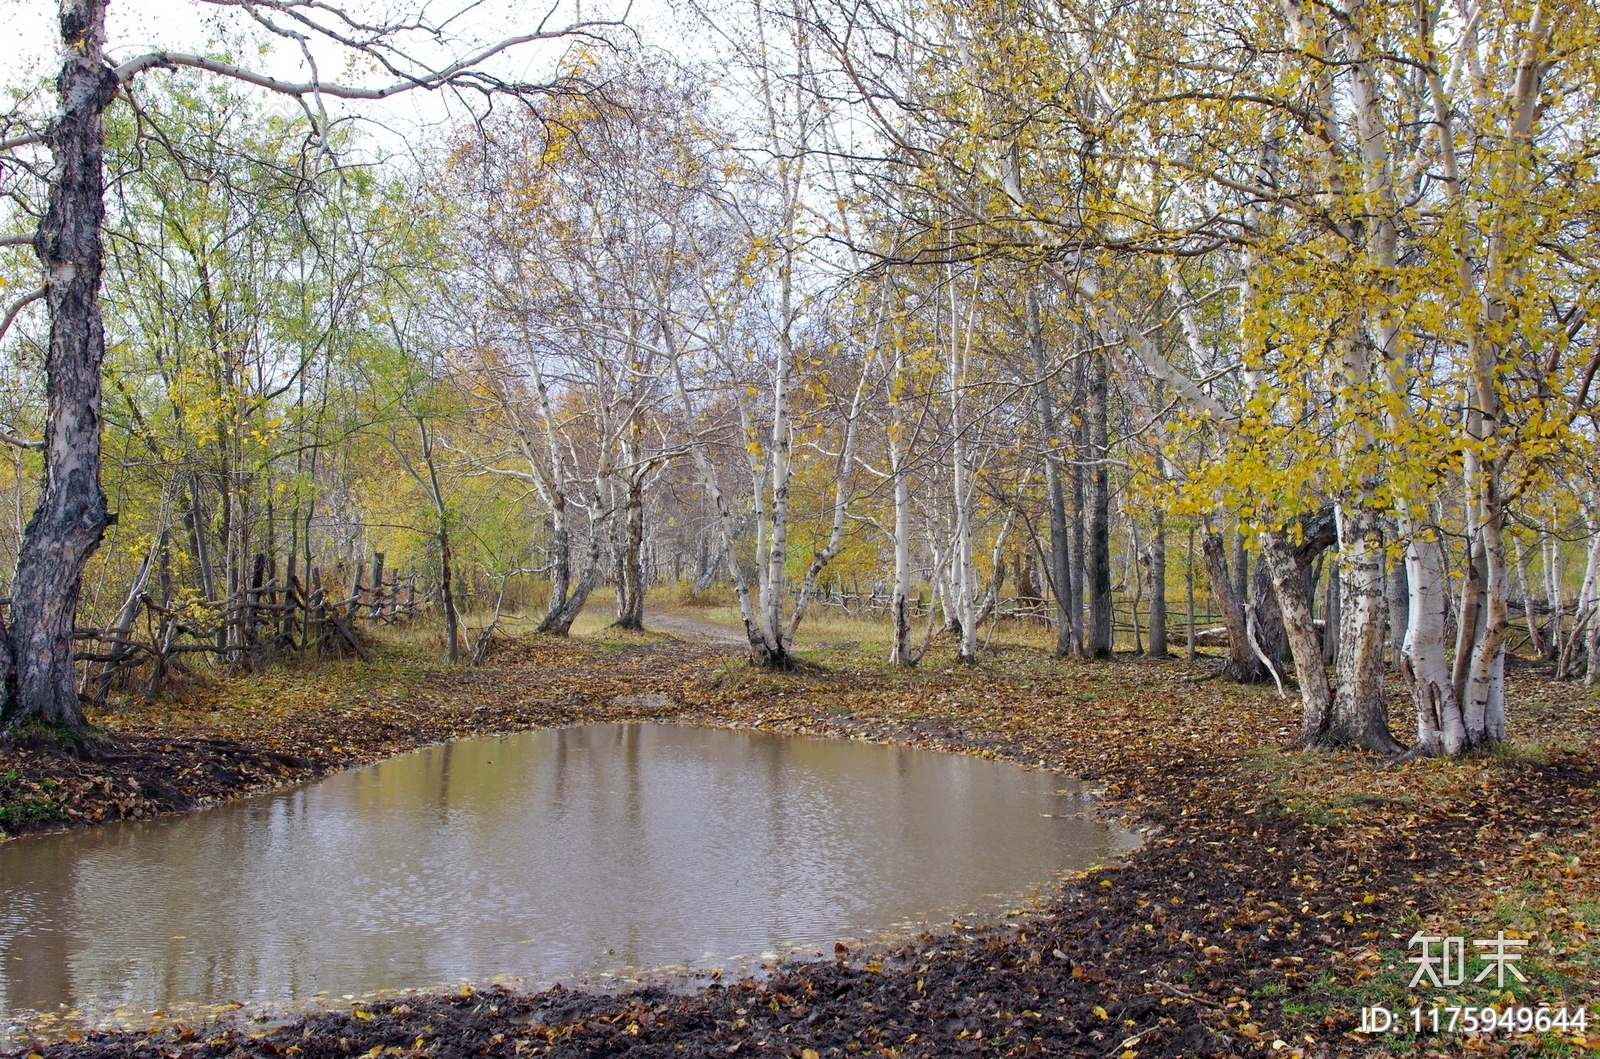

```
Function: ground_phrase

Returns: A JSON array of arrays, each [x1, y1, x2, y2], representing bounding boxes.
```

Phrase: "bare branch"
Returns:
[[0, 131, 47, 151], [113, 18, 626, 100], [0, 424, 43, 451], [0, 284, 45, 346]]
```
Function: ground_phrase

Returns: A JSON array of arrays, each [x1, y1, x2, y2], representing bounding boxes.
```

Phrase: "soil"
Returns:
[[4, 626, 1597, 1059]]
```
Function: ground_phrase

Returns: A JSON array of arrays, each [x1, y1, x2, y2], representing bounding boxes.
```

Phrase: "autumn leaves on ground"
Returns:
[[3, 614, 1597, 1059]]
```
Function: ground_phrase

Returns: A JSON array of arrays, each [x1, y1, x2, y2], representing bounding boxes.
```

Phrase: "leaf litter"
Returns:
[[5, 634, 1597, 1058]]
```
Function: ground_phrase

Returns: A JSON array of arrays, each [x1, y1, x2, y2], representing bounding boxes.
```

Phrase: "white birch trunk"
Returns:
[[948, 274, 978, 661], [666, 330, 778, 662], [1557, 523, 1599, 680], [1402, 531, 1467, 756], [1330, 504, 1403, 753]]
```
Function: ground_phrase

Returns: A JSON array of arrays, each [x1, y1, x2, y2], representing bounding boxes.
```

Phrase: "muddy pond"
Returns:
[[1, 722, 1129, 1026]]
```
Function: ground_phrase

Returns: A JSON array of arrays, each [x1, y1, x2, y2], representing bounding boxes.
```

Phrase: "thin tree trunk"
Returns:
[[1544, 528, 1564, 660], [92, 534, 159, 702], [666, 328, 776, 663], [1149, 510, 1168, 657], [539, 496, 572, 632], [1387, 542, 1409, 663], [1452, 529, 1486, 708], [1557, 527, 1599, 679], [1129, 513, 1144, 656], [543, 517, 605, 636], [1088, 352, 1112, 656], [889, 447, 913, 667], [1231, 527, 1248, 610], [1185, 525, 1196, 661], [1323, 563, 1340, 665], [1027, 285, 1073, 658], [1513, 534, 1543, 659], [1068, 355, 1087, 654], [786, 354, 870, 645], [764, 302, 793, 652], [186, 478, 217, 603], [438, 524, 459, 664], [1462, 491, 1510, 743]]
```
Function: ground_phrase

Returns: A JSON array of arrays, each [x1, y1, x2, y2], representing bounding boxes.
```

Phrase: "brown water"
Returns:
[[0, 723, 1125, 1027]]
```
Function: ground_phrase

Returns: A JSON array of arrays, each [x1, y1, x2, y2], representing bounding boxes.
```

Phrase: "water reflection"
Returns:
[[0, 723, 1122, 1022]]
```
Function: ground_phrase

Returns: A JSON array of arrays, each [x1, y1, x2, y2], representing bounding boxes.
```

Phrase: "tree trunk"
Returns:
[[1068, 355, 1087, 654], [1401, 530, 1466, 756], [666, 332, 778, 664], [1200, 528, 1257, 680], [1259, 529, 1332, 742], [439, 524, 460, 664], [1544, 530, 1564, 661], [1249, 547, 1286, 675], [2, 0, 118, 730], [1387, 540, 1409, 663], [1323, 563, 1340, 664], [537, 493, 572, 633], [615, 473, 646, 631], [1452, 530, 1486, 709], [1557, 527, 1599, 680], [785, 354, 870, 645], [93, 534, 159, 701], [543, 518, 605, 636], [369, 552, 385, 619], [1185, 525, 1196, 661], [1129, 514, 1144, 655], [888, 451, 914, 667], [1087, 352, 1112, 656], [185, 478, 217, 603], [1511, 534, 1542, 658], [1231, 527, 1248, 610], [1462, 495, 1510, 744], [1327, 506, 1402, 753], [1148, 510, 1168, 657], [1027, 286, 1073, 658], [765, 314, 793, 652]]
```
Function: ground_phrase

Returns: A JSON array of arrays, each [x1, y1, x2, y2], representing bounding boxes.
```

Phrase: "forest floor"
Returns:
[[3, 606, 1598, 1059]]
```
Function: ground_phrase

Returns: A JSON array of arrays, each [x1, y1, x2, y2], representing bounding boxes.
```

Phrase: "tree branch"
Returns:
[[0, 131, 46, 151], [0, 284, 45, 346], [113, 19, 625, 99]]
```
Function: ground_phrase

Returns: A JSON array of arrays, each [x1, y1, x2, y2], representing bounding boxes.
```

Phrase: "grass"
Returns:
[[0, 768, 65, 829], [16, 589, 1593, 1056]]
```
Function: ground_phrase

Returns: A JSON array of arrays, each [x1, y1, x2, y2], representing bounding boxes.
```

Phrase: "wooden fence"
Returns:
[[44, 551, 432, 705]]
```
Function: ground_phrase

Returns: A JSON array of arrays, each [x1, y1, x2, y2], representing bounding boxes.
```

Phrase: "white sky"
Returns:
[[3, 0, 701, 154]]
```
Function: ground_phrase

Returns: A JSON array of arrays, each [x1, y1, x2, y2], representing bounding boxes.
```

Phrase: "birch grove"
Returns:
[[0, 0, 1596, 757]]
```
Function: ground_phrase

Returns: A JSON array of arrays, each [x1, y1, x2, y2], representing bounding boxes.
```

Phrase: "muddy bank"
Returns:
[[0, 637, 707, 839], [5, 634, 1598, 1057]]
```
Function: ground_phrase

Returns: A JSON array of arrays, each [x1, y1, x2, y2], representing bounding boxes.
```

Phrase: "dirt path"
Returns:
[[640, 608, 748, 647]]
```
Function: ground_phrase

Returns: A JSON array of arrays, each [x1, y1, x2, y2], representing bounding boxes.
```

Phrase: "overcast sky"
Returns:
[[3, 0, 693, 153]]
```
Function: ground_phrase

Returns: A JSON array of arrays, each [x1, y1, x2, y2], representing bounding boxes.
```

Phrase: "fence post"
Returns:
[[369, 552, 385, 618]]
